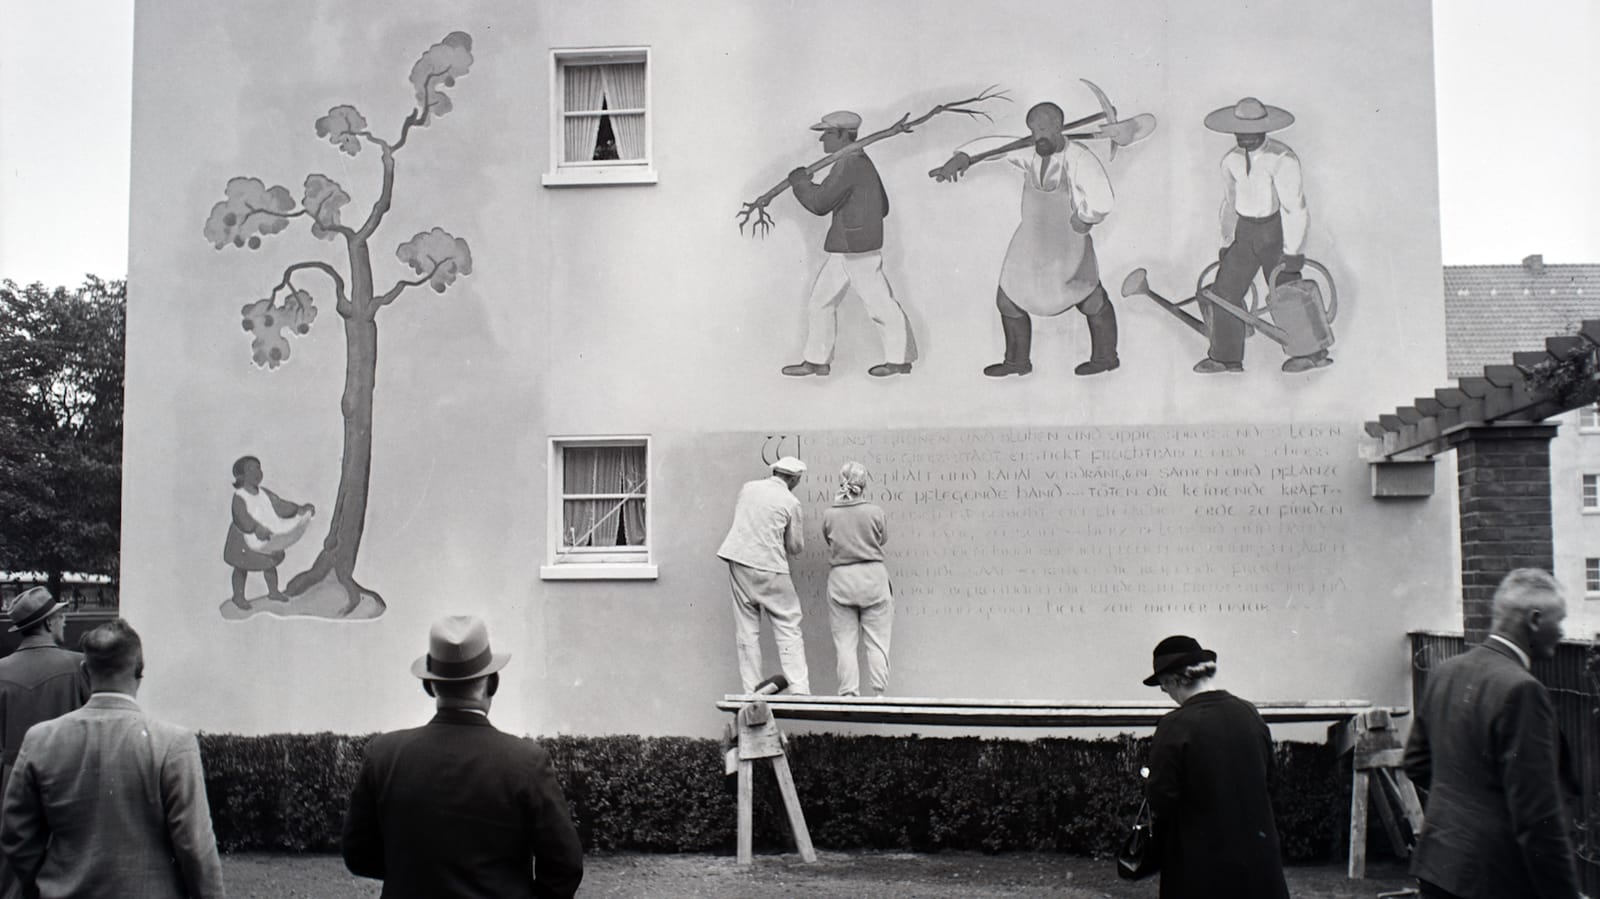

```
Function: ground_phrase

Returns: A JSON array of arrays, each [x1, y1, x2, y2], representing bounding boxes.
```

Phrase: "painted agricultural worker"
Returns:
[[931, 101, 1119, 378], [782, 110, 917, 378], [1143, 635, 1290, 899], [1199, 96, 1327, 373], [823, 462, 894, 696], [224, 455, 314, 611], [716, 457, 811, 694]]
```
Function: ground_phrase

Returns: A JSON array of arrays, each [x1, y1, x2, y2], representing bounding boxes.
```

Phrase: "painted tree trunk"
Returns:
[[285, 242, 385, 616]]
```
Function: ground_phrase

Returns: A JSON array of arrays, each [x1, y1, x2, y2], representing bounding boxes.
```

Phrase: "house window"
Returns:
[[1587, 558, 1600, 594], [1586, 474, 1600, 511], [542, 48, 655, 187], [1581, 404, 1600, 431], [540, 437, 656, 580]]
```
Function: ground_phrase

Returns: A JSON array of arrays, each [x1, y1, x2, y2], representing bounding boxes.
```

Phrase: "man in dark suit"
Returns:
[[0, 587, 89, 899], [343, 615, 584, 898], [0, 618, 224, 899], [1404, 568, 1583, 899]]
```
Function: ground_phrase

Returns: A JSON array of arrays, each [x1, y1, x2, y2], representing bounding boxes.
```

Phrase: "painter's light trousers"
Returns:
[[728, 562, 810, 694], [802, 251, 913, 366], [826, 561, 893, 696]]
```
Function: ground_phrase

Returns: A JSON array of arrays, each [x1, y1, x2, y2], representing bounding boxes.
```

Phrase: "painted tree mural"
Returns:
[[203, 32, 475, 617]]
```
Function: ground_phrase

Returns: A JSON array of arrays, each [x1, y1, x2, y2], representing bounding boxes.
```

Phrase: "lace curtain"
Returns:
[[562, 445, 646, 547], [564, 62, 646, 162]]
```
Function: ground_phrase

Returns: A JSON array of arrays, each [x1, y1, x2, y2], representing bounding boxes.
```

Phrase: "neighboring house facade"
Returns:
[[1444, 255, 1600, 636], [122, 0, 1458, 738]]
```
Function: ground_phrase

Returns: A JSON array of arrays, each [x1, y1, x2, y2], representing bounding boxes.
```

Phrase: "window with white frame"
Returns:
[[1581, 404, 1600, 431], [1587, 558, 1600, 594], [1586, 474, 1600, 511], [542, 48, 655, 187], [541, 437, 655, 579]]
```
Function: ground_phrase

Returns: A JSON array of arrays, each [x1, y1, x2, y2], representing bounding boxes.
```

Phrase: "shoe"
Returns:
[[1193, 358, 1244, 374], [868, 362, 912, 377], [781, 361, 830, 377], [1074, 358, 1120, 375], [1281, 353, 1333, 373], [983, 361, 1033, 377]]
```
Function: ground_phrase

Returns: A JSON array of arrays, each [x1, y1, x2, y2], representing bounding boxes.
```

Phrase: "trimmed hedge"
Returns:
[[197, 732, 1350, 860]]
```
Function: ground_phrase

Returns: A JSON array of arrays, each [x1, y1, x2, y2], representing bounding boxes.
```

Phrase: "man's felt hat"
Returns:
[[1203, 97, 1294, 135], [7, 587, 68, 634], [411, 615, 512, 682], [771, 456, 807, 476], [809, 110, 862, 132], [1142, 635, 1218, 686]]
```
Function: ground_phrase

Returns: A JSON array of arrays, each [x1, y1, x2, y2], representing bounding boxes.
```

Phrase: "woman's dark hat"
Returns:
[[7, 587, 69, 633], [1142, 635, 1217, 686]]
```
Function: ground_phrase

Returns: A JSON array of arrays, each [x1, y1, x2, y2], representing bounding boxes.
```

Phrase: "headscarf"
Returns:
[[836, 461, 868, 502]]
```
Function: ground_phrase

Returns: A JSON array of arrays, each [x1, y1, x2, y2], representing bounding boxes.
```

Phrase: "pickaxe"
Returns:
[[926, 78, 1156, 179]]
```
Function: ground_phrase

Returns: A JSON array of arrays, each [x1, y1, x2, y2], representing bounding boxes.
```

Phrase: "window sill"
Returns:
[[540, 563, 659, 581], [542, 167, 658, 188]]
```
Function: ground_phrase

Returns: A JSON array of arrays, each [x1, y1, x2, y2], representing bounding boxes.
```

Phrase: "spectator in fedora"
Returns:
[[342, 615, 584, 899], [717, 457, 812, 694], [1143, 635, 1288, 899], [0, 587, 88, 898], [0, 618, 224, 899]]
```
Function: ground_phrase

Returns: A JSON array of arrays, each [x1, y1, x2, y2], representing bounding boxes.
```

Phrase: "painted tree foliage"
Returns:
[[203, 32, 475, 617]]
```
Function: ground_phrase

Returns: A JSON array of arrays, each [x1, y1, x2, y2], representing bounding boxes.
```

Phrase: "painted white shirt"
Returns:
[[1006, 141, 1113, 225], [1219, 137, 1308, 255]]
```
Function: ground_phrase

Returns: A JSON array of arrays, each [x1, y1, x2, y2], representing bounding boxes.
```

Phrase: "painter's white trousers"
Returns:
[[728, 562, 810, 694], [827, 561, 893, 696]]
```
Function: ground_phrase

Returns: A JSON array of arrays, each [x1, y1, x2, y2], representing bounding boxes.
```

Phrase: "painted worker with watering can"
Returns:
[[1198, 97, 1330, 374]]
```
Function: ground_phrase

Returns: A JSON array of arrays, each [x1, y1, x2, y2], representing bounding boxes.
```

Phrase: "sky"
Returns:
[[0, 1, 1596, 286]]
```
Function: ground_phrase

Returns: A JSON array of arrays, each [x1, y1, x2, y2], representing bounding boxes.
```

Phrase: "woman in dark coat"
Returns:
[[1143, 635, 1290, 899]]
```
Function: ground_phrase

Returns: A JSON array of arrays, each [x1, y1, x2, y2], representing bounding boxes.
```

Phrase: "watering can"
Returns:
[[1121, 258, 1337, 359]]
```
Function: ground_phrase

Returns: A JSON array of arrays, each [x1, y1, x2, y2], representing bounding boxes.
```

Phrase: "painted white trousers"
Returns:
[[728, 562, 810, 694], [802, 251, 912, 365], [827, 561, 893, 696]]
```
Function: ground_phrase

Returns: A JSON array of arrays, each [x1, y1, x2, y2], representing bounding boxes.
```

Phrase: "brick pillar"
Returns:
[[1448, 424, 1557, 643]]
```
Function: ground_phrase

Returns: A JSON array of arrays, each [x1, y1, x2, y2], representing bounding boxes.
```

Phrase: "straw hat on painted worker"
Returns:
[[7, 587, 69, 633], [1142, 634, 1218, 686], [1203, 97, 1294, 134], [411, 615, 511, 682]]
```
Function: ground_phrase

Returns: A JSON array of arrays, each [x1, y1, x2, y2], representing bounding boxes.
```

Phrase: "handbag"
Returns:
[[1116, 797, 1161, 880]]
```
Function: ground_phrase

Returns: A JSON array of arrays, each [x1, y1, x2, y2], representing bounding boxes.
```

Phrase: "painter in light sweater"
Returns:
[[822, 462, 895, 696]]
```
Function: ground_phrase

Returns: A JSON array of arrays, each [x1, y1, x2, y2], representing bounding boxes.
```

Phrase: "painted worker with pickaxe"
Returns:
[[1199, 97, 1327, 374], [930, 101, 1120, 378], [781, 110, 917, 378]]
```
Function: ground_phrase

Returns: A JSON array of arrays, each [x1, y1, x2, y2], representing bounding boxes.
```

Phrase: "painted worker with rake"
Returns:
[[931, 101, 1120, 378], [781, 110, 917, 378]]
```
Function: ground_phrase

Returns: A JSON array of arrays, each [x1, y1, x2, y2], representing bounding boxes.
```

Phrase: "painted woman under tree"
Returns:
[[224, 456, 314, 610]]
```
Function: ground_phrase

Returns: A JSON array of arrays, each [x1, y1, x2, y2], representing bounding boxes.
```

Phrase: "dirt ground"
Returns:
[[221, 851, 1418, 898]]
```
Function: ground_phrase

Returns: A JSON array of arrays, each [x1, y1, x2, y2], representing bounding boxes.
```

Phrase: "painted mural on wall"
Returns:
[[1120, 97, 1338, 375], [929, 80, 1156, 378], [202, 32, 477, 620], [222, 456, 313, 614], [737, 89, 1008, 379]]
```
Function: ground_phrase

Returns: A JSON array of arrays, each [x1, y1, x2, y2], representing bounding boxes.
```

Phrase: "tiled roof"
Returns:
[[1444, 261, 1600, 378]]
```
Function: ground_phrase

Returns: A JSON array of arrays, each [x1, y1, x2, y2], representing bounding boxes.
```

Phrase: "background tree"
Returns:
[[202, 32, 475, 617], [0, 277, 125, 601]]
